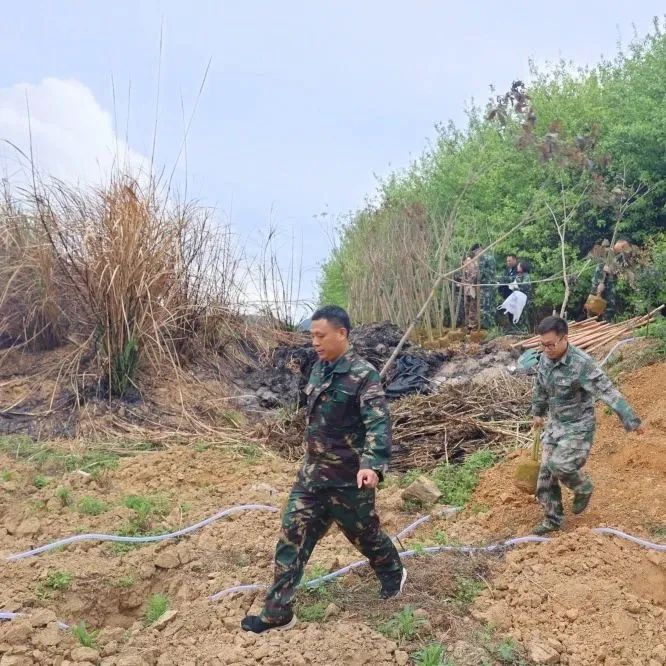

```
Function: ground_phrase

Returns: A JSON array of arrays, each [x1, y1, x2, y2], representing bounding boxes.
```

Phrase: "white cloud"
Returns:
[[0, 78, 148, 185]]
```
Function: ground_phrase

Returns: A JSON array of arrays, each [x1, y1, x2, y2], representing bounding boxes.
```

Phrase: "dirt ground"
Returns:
[[0, 363, 664, 665]]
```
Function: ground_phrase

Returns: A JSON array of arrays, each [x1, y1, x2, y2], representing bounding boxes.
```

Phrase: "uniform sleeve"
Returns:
[[591, 263, 603, 292], [531, 371, 548, 417], [358, 369, 392, 479], [580, 359, 641, 431], [517, 275, 532, 299]]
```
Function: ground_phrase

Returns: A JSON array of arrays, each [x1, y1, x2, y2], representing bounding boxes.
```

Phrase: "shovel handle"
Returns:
[[532, 427, 542, 462]]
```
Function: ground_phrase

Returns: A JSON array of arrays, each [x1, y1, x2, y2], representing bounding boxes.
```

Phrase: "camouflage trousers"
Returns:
[[537, 431, 594, 528], [261, 481, 402, 622], [464, 294, 479, 330], [480, 286, 496, 330]]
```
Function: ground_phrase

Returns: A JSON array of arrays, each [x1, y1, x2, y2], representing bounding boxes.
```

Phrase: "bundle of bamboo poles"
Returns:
[[513, 305, 664, 355]]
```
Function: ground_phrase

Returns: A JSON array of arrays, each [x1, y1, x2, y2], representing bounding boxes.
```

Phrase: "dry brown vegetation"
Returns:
[[0, 172, 297, 443]]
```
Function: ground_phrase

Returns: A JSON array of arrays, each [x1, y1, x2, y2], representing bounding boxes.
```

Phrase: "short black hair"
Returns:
[[518, 260, 532, 273], [507, 253, 517, 259], [537, 316, 568, 336], [470, 243, 482, 253], [311, 305, 351, 336]]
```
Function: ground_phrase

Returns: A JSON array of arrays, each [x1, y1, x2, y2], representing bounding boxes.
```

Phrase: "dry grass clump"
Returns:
[[0, 173, 244, 400], [0, 189, 70, 350]]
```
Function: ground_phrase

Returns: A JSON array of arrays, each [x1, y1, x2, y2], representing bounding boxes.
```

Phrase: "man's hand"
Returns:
[[533, 416, 545, 429], [596, 282, 606, 296], [634, 425, 645, 436], [357, 469, 379, 489]]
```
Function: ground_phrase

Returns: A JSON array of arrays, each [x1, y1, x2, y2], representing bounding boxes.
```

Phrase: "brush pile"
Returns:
[[513, 306, 664, 356], [261, 373, 532, 471]]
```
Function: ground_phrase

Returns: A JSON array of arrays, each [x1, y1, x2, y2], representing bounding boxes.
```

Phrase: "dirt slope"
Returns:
[[0, 363, 664, 665]]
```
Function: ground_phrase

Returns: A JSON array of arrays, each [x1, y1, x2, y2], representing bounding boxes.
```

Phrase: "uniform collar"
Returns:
[[555, 344, 571, 367], [323, 345, 354, 375]]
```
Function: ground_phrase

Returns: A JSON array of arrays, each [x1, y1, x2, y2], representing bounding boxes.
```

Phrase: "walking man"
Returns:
[[241, 306, 405, 633], [531, 316, 643, 535]]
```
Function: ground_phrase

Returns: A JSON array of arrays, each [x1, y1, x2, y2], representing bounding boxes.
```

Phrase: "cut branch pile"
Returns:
[[389, 374, 532, 471], [261, 373, 533, 472], [513, 306, 664, 355]]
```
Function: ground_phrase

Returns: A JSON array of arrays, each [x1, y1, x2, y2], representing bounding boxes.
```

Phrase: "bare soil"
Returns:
[[0, 362, 664, 665]]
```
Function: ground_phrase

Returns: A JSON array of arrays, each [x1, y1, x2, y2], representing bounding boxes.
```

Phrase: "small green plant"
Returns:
[[37, 570, 73, 597], [55, 486, 72, 506], [414, 643, 453, 666], [453, 575, 484, 606], [296, 599, 328, 623], [434, 530, 449, 545], [430, 450, 496, 507], [400, 469, 423, 488], [109, 338, 140, 398], [144, 594, 169, 626], [378, 606, 426, 641], [478, 628, 527, 665], [302, 563, 330, 586], [33, 474, 49, 489], [77, 496, 109, 516], [470, 502, 490, 514], [221, 409, 246, 429], [122, 494, 171, 534], [46, 570, 73, 590], [235, 442, 263, 461], [650, 525, 666, 539], [73, 621, 98, 648], [29, 499, 48, 512], [403, 499, 424, 513], [111, 573, 136, 588], [1, 469, 13, 482], [494, 637, 524, 664], [194, 442, 209, 453], [411, 542, 427, 556]]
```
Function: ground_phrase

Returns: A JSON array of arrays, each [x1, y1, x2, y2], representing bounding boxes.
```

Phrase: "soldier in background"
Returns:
[[531, 316, 643, 535], [462, 250, 480, 332], [242, 306, 404, 634], [476, 245, 498, 330], [589, 238, 635, 320]]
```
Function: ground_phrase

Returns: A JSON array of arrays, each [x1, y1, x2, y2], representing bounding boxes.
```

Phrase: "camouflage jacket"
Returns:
[[532, 344, 641, 436], [515, 273, 532, 299], [478, 253, 497, 285], [298, 346, 391, 489], [590, 262, 616, 296]]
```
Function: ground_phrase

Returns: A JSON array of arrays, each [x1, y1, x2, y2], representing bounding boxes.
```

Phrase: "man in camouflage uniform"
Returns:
[[476, 245, 497, 330], [462, 252, 480, 332], [531, 316, 643, 535], [589, 239, 633, 320], [242, 306, 405, 633]]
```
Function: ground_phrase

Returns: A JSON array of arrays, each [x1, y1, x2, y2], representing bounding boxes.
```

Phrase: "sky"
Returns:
[[0, 2, 664, 313]]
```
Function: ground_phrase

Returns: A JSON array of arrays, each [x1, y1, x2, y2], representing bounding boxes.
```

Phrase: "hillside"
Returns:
[[0, 361, 664, 665]]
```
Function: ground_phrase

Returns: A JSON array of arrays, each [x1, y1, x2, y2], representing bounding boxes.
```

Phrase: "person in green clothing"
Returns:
[[241, 306, 405, 634], [531, 316, 644, 535], [476, 245, 497, 330], [589, 239, 633, 320]]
